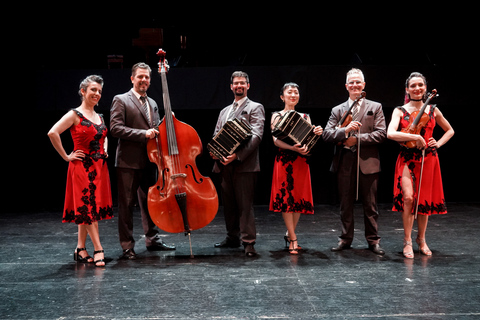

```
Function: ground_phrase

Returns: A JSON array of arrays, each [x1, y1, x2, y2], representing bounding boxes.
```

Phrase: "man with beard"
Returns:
[[211, 71, 265, 257], [110, 62, 175, 260]]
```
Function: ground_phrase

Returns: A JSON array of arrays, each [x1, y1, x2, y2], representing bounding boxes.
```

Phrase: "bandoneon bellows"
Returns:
[[208, 118, 252, 159], [271, 110, 320, 153]]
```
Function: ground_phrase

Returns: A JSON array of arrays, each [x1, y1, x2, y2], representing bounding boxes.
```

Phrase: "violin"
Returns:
[[401, 89, 438, 149], [147, 49, 218, 239], [338, 91, 366, 128]]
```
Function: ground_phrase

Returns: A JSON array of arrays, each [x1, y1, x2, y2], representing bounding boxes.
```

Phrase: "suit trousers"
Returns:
[[336, 149, 381, 245], [116, 166, 159, 250], [220, 163, 257, 244]]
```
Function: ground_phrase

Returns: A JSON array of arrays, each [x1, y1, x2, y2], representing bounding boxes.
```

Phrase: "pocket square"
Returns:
[[241, 111, 248, 115], [367, 111, 374, 115]]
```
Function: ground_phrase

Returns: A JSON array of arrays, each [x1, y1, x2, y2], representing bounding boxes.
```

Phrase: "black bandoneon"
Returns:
[[271, 110, 319, 152], [208, 118, 252, 159]]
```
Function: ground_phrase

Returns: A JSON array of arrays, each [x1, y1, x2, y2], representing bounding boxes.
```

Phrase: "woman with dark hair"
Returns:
[[387, 72, 454, 259], [269, 83, 323, 254], [48, 75, 113, 267]]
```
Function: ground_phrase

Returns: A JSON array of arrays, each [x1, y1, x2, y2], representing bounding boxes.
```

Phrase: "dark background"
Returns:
[[10, 8, 476, 213]]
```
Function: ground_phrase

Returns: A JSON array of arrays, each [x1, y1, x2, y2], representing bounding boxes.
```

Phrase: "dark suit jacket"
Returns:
[[212, 98, 265, 173], [323, 99, 386, 174], [110, 89, 160, 169]]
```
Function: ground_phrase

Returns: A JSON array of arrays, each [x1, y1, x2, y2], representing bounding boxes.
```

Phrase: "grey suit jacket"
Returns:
[[110, 89, 160, 169], [323, 99, 386, 174], [212, 98, 265, 173]]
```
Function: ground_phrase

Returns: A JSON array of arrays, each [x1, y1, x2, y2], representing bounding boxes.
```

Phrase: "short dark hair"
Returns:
[[280, 82, 299, 95], [230, 71, 249, 84], [132, 62, 152, 77]]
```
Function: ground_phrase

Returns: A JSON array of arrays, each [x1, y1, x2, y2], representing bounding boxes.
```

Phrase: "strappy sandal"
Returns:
[[74, 247, 93, 263], [403, 240, 414, 259], [289, 239, 299, 255], [416, 237, 432, 256], [93, 250, 106, 267]]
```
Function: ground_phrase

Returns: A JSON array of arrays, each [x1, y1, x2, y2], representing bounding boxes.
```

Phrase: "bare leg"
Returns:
[[283, 212, 301, 253], [77, 225, 93, 262], [401, 165, 415, 258], [416, 215, 432, 255], [86, 222, 105, 266]]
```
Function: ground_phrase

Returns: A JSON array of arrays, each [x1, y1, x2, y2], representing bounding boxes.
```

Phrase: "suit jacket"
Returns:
[[110, 89, 160, 169], [212, 98, 265, 173], [323, 99, 386, 174]]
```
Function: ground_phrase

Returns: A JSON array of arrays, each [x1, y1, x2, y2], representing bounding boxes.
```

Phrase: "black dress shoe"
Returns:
[[119, 249, 136, 260], [214, 238, 241, 248], [147, 241, 176, 251], [331, 241, 352, 252], [369, 244, 385, 255], [243, 243, 257, 257]]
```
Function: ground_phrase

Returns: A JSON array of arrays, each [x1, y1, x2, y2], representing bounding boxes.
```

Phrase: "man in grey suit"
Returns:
[[110, 62, 175, 259], [323, 68, 386, 255], [211, 71, 265, 257]]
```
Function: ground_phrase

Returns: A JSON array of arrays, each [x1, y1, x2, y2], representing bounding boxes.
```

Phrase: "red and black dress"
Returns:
[[392, 105, 447, 215], [269, 111, 314, 214], [62, 110, 114, 224]]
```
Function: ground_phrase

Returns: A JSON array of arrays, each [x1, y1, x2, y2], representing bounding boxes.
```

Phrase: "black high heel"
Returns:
[[284, 235, 302, 250], [93, 250, 106, 267], [289, 239, 299, 255], [74, 248, 93, 263], [284, 235, 290, 248]]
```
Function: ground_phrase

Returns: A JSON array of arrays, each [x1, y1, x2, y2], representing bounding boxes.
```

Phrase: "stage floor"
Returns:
[[1, 203, 479, 319]]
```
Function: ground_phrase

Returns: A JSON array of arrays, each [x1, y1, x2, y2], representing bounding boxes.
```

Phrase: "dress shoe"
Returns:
[[119, 248, 136, 260], [331, 241, 351, 252], [146, 240, 176, 251], [369, 243, 386, 255], [243, 243, 257, 257], [214, 238, 241, 248]]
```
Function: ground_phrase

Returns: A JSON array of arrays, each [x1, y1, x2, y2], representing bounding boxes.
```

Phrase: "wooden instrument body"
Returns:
[[147, 115, 218, 233]]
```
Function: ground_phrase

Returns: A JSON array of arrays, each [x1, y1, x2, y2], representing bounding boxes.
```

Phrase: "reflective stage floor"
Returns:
[[1, 203, 479, 319]]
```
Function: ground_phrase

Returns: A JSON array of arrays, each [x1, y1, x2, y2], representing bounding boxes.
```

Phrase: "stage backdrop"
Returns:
[[11, 64, 471, 213]]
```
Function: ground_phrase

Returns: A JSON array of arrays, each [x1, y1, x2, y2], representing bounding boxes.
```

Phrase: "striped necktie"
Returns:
[[140, 96, 151, 127], [228, 102, 238, 120]]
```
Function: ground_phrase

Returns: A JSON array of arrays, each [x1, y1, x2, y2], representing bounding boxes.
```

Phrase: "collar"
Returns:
[[348, 97, 364, 108], [233, 96, 248, 107], [131, 88, 147, 102]]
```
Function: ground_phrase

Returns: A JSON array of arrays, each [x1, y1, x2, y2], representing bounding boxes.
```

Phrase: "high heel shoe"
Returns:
[[289, 239, 299, 255], [284, 234, 302, 250], [74, 248, 93, 263], [416, 237, 432, 256], [93, 250, 106, 267], [403, 240, 414, 259]]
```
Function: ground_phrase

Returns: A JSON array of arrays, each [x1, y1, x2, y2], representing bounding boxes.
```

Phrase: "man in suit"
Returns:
[[110, 62, 175, 259], [323, 68, 386, 255], [211, 71, 265, 257]]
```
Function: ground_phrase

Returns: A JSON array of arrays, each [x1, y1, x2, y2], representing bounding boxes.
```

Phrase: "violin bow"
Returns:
[[414, 149, 426, 219]]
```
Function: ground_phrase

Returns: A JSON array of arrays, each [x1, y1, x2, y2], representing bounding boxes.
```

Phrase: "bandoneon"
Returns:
[[208, 118, 252, 159], [272, 110, 320, 153]]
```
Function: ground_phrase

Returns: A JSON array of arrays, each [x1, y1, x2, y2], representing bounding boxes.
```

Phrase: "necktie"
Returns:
[[351, 101, 360, 122], [228, 102, 238, 120], [140, 96, 151, 127]]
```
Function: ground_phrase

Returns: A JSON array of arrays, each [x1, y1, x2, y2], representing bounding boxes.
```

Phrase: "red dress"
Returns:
[[392, 106, 447, 215], [62, 110, 113, 225], [269, 148, 314, 214]]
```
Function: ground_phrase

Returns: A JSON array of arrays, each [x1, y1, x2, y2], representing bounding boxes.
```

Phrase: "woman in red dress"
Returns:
[[48, 75, 113, 267], [387, 72, 454, 259], [269, 83, 323, 254]]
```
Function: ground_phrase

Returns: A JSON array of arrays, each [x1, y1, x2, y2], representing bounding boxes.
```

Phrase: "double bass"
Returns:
[[147, 49, 218, 254]]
